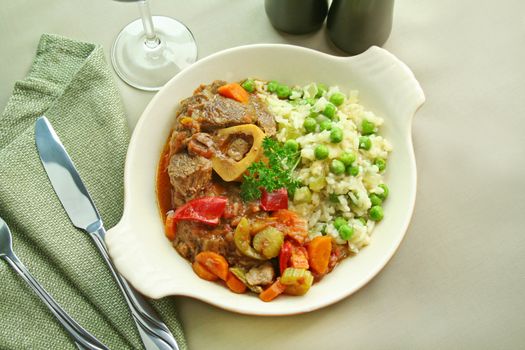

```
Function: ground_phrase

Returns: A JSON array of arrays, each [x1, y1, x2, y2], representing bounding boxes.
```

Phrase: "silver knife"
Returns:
[[34, 116, 180, 350]]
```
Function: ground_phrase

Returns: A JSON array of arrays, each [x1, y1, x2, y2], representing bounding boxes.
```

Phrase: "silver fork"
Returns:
[[0, 217, 108, 350]]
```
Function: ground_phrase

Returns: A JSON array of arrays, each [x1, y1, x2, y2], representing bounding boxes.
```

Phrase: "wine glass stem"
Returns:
[[138, 0, 160, 48]]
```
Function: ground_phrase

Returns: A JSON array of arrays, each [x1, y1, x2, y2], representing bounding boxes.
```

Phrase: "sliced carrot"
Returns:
[[259, 279, 286, 302], [164, 212, 176, 241], [306, 236, 332, 275], [217, 83, 250, 103], [225, 272, 247, 294], [195, 251, 229, 280], [192, 261, 219, 281]]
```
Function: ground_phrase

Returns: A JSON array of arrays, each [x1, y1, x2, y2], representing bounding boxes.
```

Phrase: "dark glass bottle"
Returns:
[[327, 0, 394, 55], [265, 0, 329, 34]]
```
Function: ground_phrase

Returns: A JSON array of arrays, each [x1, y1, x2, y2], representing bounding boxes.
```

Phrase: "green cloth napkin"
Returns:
[[0, 34, 187, 350]]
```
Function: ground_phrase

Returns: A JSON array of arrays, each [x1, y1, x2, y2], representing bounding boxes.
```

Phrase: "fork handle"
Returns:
[[90, 227, 179, 350], [3, 254, 108, 350]]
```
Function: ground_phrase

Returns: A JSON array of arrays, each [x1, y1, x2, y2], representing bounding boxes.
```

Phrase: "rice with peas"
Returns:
[[254, 80, 392, 253]]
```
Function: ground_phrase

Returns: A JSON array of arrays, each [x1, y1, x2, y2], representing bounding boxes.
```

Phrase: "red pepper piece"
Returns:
[[261, 188, 289, 211], [279, 240, 293, 275], [172, 196, 228, 226]]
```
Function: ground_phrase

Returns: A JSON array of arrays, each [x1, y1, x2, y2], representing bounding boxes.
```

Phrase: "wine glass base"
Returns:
[[111, 16, 198, 91]]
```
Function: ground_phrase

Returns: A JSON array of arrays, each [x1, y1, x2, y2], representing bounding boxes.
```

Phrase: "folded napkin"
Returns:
[[0, 34, 187, 349]]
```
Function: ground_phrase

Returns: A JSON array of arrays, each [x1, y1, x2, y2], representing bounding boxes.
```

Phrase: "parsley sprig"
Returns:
[[240, 137, 301, 201]]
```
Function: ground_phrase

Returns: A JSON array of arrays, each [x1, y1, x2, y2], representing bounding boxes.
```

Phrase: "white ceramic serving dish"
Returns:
[[106, 44, 425, 316]]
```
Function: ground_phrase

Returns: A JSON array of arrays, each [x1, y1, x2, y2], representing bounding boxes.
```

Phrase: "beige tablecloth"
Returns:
[[1, 0, 524, 349]]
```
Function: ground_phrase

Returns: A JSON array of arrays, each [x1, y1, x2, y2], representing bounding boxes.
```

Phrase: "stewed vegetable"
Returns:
[[233, 218, 265, 260], [252, 227, 284, 259]]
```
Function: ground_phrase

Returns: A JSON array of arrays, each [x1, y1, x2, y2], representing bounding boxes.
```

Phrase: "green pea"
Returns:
[[346, 165, 359, 176], [359, 136, 372, 150], [329, 92, 345, 106], [330, 159, 345, 175], [315, 83, 328, 98], [369, 205, 384, 221], [319, 120, 332, 131], [369, 193, 382, 206], [276, 84, 291, 99], [284, 139, 299, 153], [339, 224, 354, 240], [357, 217, 367, 226], [330, 127, 343, 143], [322, 103, 337, 119], [333, 217, 347, 229], [374, 158, 386, 172], [303, 117, 317, 133], [267, 80, 278, 93], [241, 79, 255, 93], [361, 119, 376, 135], [314, 145, 329, 160], [377, 184, 389, 200], [339, 152, 356, 167]]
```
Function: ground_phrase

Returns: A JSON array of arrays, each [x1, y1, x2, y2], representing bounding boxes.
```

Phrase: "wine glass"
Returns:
[[111, 0, 198, 91]]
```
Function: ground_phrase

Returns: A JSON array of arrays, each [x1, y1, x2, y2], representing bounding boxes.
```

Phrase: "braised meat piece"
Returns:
[[175, 81, 223, 119], [168, 130, 191, 156], [251, 97, 276, 136], [196, 95, 255, 130], [245, 263, 275, 286], [168, 153, 212, 206], [175, 80, 276, 135], [187, 132, 216, 158]]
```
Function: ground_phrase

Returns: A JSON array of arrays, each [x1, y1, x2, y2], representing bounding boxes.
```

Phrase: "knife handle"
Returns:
[[3, 253, 108, 350], [89, 226, 179, 350]]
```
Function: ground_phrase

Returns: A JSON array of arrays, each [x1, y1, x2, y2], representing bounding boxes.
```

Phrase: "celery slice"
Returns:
[[280, 268, 314, 296], [293, 186, 312, 204], [252, 227, 284, 259], [233, 217, 266, 260]]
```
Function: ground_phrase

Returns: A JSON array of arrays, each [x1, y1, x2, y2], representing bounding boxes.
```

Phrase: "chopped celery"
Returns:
[[302, 83, 318, 99], [308, 177, 326, 192], [233, 218, 266, 260], [252, 227, 284, 259], [280, 268, 314, 296], [293, 186, 312, 204]]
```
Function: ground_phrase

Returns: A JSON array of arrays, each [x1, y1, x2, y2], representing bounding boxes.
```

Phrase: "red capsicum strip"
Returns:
[[261, 188, 289, 211], [279, 240, 310, 275], [279, 241, 293, 275], [167, 196, 228, 237]]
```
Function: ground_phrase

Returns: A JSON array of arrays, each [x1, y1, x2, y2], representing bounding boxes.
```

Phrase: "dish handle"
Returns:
[[341, 46, 426, 126], [104, 219, 148, 293], [105, 219, 185, 299]]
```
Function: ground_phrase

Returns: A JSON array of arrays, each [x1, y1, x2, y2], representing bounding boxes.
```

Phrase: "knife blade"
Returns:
[[34, 117, 101, 232], [35, 116, 179, 350]]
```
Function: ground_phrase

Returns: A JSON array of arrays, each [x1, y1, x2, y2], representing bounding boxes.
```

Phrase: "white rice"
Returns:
[[256, 81, 392, 253]]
